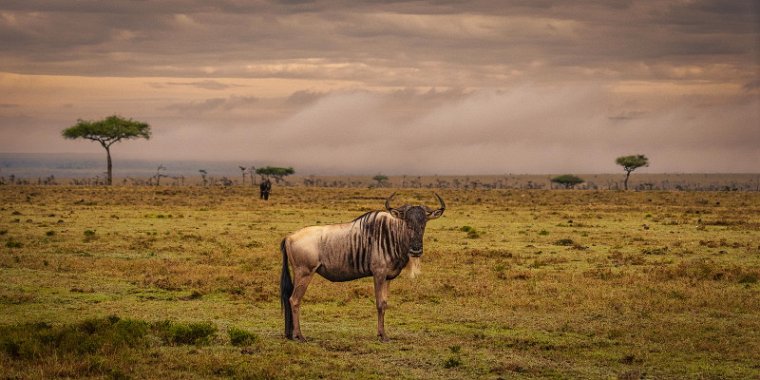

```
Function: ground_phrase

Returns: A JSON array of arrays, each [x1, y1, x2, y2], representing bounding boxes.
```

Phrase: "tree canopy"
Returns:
[[62, 115, 151, 185], [373, 174, 389, 187], [255, 166, 295, 183], [616, 155, 649, 173], [551, 174, 584, 189], [62, 115, 151, 147]]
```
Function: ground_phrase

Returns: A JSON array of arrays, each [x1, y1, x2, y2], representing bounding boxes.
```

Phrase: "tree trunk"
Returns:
[[105, 145, 112, 186], [623, 170, 631, 190]]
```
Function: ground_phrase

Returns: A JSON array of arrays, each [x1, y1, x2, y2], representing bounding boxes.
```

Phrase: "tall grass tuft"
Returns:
[[153, 321, 217, 345], [228, 327, 259, 346]]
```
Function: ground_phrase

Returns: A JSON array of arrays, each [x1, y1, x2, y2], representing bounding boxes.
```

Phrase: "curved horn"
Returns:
[[385, 192, 397, 211], [426, 193, 446, 220], [434, 193, 446, 211]]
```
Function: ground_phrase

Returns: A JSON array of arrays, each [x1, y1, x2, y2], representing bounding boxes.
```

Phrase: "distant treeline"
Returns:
[[1, 173, 758, 191]]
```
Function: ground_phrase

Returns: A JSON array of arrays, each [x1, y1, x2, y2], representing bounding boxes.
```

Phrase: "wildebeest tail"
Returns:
[[280, 238, 294, 339]]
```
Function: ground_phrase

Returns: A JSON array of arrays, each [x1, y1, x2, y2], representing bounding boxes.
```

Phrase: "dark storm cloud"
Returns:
[[1, 0, 756, 84]]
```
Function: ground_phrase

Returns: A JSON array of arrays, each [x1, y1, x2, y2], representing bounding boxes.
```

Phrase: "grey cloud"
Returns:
[[286, 90, 326, 106], [744, 79, 760, 92], [608, 111, 647, 122], [164, 96, 259, 115], [159, 80, 245, 90]]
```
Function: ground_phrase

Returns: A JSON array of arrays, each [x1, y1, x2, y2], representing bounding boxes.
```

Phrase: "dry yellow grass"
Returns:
[[1, 185, 759, 379]]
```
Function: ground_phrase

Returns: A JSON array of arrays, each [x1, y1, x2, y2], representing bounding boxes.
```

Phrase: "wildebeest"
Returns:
[[259, 179, 272, 200], [280, 193, 445, 342]]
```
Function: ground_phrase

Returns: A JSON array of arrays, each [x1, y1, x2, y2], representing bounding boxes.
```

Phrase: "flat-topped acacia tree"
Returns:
[[551, 174, 585, 189], [255, 166, 294, 184], [62, 115, 151, 185], [616, 154, 649, 190]]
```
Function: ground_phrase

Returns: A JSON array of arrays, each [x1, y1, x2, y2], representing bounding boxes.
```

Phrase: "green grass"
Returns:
[[1, 185, 759, 379]]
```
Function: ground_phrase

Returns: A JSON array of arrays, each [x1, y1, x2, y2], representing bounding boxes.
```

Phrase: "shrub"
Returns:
[[180, 290, 203, 300], [83, 229, 97, 242], [443, 345, 462, 368], [738, 273, 758, 284], [554, 238, 575, 246], [460, 226, 481, 239], [444, 356, 462, 368], [642, 247, 668, 255], [160, 321, 217, 345], [5, 239, 22, 248], [228, 327, 259, 346], [0, 316, 149, 361]]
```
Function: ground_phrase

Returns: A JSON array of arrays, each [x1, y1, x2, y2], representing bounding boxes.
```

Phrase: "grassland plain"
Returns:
[[0, 186, 759, 379]]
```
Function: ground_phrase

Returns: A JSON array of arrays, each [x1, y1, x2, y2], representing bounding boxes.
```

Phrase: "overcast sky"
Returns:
[[1, 0, 758, 174]]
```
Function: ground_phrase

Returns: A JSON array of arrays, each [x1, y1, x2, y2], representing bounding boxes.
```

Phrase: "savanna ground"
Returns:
[[1, 185, 759, 379]]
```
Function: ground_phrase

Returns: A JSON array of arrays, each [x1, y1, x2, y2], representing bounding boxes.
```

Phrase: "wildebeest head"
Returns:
[[385, 193, 445, 257]]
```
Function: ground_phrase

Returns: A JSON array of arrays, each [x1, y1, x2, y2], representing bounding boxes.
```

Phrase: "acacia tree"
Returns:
[[239, 166, 247, 185], [255, 166, 295, 184], [62, 115, 151, 185], [373, 174, 389, 187], [616, 154, 649, 190], [551, 174, 584, 189], [153, 165, 167, 186]]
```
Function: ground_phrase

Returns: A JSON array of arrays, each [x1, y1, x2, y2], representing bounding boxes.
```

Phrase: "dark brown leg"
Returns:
[[290, 267, 314, 342]]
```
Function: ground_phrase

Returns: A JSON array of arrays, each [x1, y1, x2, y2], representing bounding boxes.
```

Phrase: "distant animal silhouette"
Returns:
[[259, 179, 272, 200]]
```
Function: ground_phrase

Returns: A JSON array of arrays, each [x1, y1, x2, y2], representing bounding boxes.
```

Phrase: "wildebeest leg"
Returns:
[[374, 274, 390, 342], [290, 267, 314, 342]]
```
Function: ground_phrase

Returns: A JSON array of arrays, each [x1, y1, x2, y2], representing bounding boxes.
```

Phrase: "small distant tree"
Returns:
[[199, 169, 208, 186], [62, 115, 151, 186], [153, 164, 168, 186], [255, 166, 294, 184], [373, 174, 389, 187], [239, 166, 247, 185], [616, 154, 649, 190], [551, 174, 584, 189]]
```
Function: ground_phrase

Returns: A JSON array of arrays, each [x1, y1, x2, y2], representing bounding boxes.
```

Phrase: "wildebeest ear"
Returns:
[[427, 208, 444, 220], [389, 209, 404, 219]]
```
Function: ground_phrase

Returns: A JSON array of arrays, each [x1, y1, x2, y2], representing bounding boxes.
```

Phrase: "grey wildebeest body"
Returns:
[[280, 193, 445, 341]]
